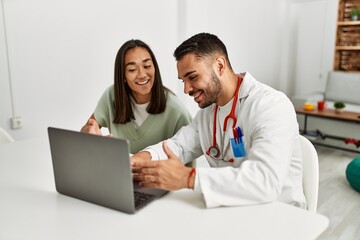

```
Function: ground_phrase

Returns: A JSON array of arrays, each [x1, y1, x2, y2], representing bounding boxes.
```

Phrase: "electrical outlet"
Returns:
[[11, 116, 23, 129]]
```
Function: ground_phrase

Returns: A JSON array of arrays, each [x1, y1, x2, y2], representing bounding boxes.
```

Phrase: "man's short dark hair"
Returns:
[[173, 33, 232, 70]]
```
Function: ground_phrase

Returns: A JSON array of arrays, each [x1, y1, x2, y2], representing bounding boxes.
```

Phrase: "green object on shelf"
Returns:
[[334, 101, 345, 109], [346, 157, 360, 193], [350, 9, 360, 17]]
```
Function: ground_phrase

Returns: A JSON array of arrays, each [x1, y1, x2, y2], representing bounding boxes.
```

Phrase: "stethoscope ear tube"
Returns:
[[206, 76, 242, 161]]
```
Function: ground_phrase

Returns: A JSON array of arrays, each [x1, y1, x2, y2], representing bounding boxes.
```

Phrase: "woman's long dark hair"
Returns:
[[113, 39, 168, 124]]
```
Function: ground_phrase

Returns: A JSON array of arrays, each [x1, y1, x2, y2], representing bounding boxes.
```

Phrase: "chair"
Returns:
[[0, 127, 15, 144], [299, 135, 319, 213]]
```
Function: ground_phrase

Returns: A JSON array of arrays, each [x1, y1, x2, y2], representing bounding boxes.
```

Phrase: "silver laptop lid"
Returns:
[[48, 127, 136, 213]]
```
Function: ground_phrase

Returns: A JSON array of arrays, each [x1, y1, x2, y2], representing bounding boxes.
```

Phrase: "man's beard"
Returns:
[[199, 71, 222, 109]]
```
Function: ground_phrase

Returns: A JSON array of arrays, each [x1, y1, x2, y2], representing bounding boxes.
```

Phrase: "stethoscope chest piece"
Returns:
[[207, 145, 220, 159]]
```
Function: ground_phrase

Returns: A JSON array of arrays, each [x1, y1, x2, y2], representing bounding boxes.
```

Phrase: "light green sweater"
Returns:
[[94, 85, 192, 154]]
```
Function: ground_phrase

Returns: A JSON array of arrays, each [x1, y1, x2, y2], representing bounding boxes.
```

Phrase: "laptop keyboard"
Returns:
[[134, 191, 156, 209]]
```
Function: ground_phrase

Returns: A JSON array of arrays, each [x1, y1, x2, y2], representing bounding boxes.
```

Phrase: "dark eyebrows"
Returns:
[[143, 58, 152, 64], [179, 70, 196, 79], [125, 62, 135, 67], [125, 58, 152, 67]]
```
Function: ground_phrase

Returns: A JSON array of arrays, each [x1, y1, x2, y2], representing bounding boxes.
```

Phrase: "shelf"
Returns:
[[334, 0, 360, 71], [336, 46, 360, 50], [335, 46, 360, 50], [338, 21, 360, 26]]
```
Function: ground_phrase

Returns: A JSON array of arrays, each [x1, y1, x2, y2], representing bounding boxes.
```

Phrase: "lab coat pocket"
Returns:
[[230, 138, 246, 158]]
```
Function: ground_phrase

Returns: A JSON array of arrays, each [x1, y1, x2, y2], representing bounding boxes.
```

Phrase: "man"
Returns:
[[131, 33, 306, 209]]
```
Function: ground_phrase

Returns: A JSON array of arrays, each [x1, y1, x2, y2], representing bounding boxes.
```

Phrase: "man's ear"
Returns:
[[215, 56, 226, 76]]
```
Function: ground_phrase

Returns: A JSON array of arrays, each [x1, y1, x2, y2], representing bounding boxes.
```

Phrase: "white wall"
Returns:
[[177, 0, 291, 115], [0, 0, 13, 136], [291, 0, 338, 96], [0, 0, 339, 141], [0, 0, 179, 140]]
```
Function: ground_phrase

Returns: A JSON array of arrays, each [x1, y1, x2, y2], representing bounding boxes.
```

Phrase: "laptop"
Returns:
[[47, 127, 168, 214]]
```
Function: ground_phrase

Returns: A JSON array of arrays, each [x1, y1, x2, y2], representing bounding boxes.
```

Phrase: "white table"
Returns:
[[0, 137, 329, 240]]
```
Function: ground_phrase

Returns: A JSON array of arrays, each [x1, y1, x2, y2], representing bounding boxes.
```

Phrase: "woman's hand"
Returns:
[[80, 118, 102, 135]]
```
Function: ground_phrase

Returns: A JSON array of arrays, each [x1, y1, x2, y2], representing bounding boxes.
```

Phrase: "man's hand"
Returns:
[[80, 118, 102, 135], [132, 141, 193, 191]]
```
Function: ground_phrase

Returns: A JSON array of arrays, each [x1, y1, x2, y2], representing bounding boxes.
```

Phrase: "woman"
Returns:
[[81, 39, 192, 153]]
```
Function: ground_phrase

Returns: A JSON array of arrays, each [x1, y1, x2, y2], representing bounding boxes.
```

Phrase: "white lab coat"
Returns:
[[147, 72, 307, 209]]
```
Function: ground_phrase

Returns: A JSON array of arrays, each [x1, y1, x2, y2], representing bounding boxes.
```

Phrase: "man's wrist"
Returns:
[[187, 168, 196, 189]]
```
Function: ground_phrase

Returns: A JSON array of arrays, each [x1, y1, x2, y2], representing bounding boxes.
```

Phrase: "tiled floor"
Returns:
[[316, 146, 360, 240]]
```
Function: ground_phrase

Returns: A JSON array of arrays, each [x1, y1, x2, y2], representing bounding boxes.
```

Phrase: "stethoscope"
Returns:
[[206, 76, 242, 160]]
